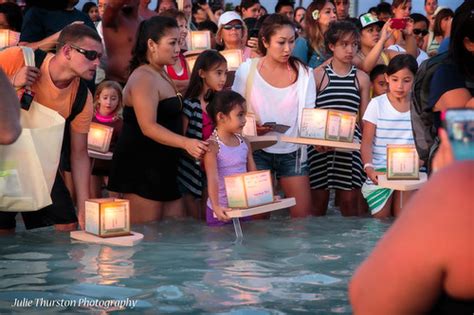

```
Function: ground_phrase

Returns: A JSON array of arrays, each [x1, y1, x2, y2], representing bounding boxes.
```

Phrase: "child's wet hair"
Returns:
[[93, 80, 123, 117], [324, 20, 360, 54], [207, 90, 246, 125], [386, 54, 418, 76]]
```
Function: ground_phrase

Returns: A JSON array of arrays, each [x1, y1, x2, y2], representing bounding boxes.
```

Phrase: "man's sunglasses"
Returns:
[[223, 24, 243, 30], [413, 29, 428, 36], [69, 44, 102, 61]]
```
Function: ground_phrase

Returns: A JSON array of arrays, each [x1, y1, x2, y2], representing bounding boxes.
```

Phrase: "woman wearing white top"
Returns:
[[233, 14, 316, 218]]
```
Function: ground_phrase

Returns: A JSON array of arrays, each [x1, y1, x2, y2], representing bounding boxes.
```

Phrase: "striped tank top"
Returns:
[[308, 64, 365, 190]]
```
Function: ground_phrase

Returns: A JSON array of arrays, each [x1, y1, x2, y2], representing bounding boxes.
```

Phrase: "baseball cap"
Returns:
[[432, 6, 447, 18], [357, 13, 384, 30], [218, 11, 244, 28]]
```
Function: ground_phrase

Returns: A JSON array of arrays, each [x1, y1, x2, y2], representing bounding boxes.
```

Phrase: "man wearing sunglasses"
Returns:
[[0, 24, 103, 234]]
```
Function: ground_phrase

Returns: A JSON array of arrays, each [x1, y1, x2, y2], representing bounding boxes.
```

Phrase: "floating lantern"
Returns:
[[189, 31, 211, 51], [387, 144, 419, 180], [224, 170, 274, 208], [85, 198, 130, 237], [88, 122, 113, 153], [220, 49, 243, 71]]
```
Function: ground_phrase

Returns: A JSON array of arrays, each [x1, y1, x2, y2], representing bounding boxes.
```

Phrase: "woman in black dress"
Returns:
[[108, 16, 209, 224]]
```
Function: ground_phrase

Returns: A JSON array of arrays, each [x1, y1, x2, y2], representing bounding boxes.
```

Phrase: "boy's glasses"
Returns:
[[413, 29, 428, 36], [69, 44, 102, 61], [223, 24, 243, 30]]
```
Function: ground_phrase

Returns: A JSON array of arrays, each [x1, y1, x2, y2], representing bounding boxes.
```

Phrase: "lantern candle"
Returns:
[[387, 144, 419, 180], [221, 49, 243, 71], [0, 30, 20, 48], [85, 198, 131, 237], [300, 108, 328, 139], [224, 170, 274, 208], [189, 31, 211, 51], [88, 122, 113, 153]]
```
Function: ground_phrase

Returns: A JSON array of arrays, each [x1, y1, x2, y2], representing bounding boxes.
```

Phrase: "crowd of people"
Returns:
[[0, 0, 472, 230]]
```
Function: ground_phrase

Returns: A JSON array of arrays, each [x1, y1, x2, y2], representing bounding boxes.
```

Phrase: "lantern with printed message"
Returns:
[[242, 113, 257, 137], [85, 198, 130, 237], [224, 170, 274, 208], [300, 108, 328, 139], [0, 30, 20, 48], [189, 31, 211, 51], [387, 144, 419, 180], [185, 54, 199, 73], [221, 49, 243, 71], [88, 122, 113, 153]]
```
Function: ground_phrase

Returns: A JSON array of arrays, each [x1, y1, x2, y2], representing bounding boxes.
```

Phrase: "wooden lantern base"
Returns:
[[377, 173, 428, 191], [70, 231, 143, 247], [226, 197, 296, 218], [280, 135, 360, 151]]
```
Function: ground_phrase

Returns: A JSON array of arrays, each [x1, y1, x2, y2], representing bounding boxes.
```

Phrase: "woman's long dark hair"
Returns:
[[184, 50, 227, 100], [449, 0, 474, 80], [258, 14, 307, 76], [129, 16, 178, 73]]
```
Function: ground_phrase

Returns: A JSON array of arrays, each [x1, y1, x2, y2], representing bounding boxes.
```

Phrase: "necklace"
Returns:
[[149, 64, 183, 110]]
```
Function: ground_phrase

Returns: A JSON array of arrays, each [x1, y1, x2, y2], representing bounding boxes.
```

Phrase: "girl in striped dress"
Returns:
[[361, 54, 419, 218], [308, 21, 370, 216], [177, 50, 228, 219]]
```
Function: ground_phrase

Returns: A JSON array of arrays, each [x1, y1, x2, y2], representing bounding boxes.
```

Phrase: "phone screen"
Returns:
[[391, 18, 407, 30], [443, 109, 474, 160], [249, 28, 259, 39]]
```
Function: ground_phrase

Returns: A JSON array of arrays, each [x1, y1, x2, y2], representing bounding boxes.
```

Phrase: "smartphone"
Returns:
[[443, 109, 474, 160], [19, 89, 35, 111], [249, 28, 259, 39], [391, 18, 407, 30]]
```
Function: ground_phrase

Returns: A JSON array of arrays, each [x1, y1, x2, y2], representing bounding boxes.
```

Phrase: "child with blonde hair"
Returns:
[[90, 80, 123, 198]]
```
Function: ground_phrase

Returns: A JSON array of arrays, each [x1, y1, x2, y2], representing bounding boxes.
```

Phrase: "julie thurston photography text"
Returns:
[[11, 297, 138, 309]]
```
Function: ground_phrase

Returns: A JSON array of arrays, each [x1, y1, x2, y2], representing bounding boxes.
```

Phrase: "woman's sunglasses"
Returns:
[[69, 44, 102, 61], [223, 24, 243, 30], [413, 29, 428, 36]]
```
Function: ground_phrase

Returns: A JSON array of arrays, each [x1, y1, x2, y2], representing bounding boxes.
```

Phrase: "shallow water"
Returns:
[[0, 210, 391, 314]]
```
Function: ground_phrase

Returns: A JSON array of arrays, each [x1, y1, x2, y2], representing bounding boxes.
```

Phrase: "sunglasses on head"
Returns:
[[69, 44, 102, 61], [413, 29, 428, 36], [223, 24, 243, 30]]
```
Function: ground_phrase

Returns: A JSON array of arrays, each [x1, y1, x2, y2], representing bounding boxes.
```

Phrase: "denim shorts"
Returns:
[[253, 149, 309, 179]]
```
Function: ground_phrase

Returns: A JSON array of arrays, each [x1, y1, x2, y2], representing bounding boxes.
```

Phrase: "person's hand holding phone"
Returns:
[[256, 124, 273, 135], [390, 18, 407, 30], [380, 19, 394, 43]]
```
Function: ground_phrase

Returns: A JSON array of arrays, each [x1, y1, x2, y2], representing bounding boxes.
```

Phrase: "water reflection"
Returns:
[[0, 215, 390, 314], [69, 244, 137, 285]]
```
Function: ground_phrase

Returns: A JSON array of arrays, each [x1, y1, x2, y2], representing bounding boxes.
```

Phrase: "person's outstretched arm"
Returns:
[[0, 70, 21, 144]]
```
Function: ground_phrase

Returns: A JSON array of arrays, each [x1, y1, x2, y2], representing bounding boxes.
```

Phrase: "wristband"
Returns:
[[363, 163, 374, 171]]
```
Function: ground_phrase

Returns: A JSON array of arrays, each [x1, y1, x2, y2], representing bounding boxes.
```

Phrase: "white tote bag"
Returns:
[[0, 47, 65, 211]]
